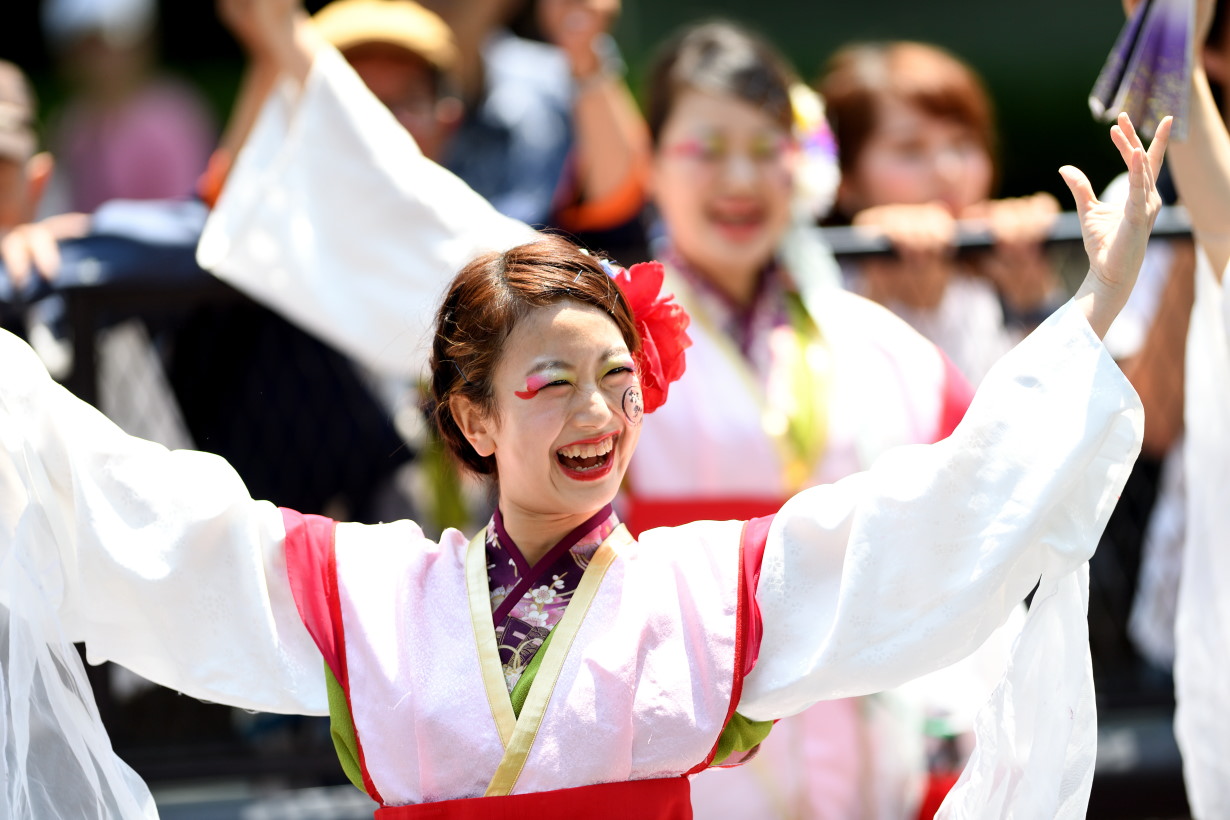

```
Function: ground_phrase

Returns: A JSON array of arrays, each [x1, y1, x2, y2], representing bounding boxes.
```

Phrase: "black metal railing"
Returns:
[[817, 204, 1194, 258]]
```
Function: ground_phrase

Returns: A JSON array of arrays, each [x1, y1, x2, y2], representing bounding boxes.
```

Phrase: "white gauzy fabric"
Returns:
[[0, 600, 156, 819], [197, 46, 537, 381], [1173, 252, 1230, 819], [742, 302, 1143, 818], [0, 344, 157, 818], [0, 511, 157, 817], [0, 328, 327, 718]]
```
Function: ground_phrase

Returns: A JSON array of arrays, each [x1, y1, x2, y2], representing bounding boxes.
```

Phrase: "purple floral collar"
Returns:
[[485, 505, 620, 690]]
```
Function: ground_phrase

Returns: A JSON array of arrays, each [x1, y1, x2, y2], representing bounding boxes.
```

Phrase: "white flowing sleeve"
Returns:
[[196, 46, 539, 379], [739, 301, 1143, 818], [1173, 252, 1230, 819], [0, 328, 327, 717]]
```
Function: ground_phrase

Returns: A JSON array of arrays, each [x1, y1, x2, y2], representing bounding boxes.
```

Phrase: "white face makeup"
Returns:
[[652, 89, 796, 304], [839, 96, 994, 217], [462, 300, 642, 525]]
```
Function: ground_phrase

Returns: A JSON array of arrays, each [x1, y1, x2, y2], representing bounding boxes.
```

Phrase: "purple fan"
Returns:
[[1089, 0, 1193, 139]]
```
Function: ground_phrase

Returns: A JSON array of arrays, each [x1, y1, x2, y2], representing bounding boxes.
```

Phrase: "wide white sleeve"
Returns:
[[1173, 252, 1230, 819], [739, 301, 1142, 818], [196, 46, 539, 380], [0, 328, 327, 717]]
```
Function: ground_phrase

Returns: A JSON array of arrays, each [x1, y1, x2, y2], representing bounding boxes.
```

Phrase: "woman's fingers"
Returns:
[[1146, 116, 1173, 180], [1125, 146, 1147, 212], [1058, 165, 1096, 219], [1117, 111, 1145, 151], [23, 224, 62, 281], [999, 193, 1059, 245], [0, 231, 32, 289], [1113, 113, 1172, 183], [1110, 123, 1135, 168]]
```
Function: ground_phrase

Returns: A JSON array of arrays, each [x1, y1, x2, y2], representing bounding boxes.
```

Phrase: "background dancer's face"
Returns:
[[342, 41, 461, 163], [652, 89, 795, 304], [820, 41, 998, 220], [838, 96, 994, 217], [453, 300, 642, 521]]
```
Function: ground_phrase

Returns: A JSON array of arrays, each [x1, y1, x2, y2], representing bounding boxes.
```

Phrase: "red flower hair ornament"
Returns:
[[605, 260, 692, 414]]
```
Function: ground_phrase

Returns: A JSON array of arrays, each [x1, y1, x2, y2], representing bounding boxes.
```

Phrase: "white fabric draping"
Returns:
[[743, 303, 1140, 820], [1173, 251, 1230, 818], [0, 528, 157, 819], [185, 47, 1148, 818], [0, 329, 326, 717], [197, 46, 537, 380], [0, 292, 1140, 817]]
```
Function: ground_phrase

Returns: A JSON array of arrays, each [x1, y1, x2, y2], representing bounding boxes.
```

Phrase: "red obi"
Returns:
[[374, 776, 692, 819]]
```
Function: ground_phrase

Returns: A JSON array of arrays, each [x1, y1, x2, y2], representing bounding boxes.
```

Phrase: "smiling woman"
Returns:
[[0, 0, 1175, 810], [0, 115, 1174, 814], [429, 236, 650, 562]]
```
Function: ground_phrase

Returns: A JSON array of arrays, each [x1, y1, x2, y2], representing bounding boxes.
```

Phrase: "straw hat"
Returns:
[[312, 0, 458, 73]]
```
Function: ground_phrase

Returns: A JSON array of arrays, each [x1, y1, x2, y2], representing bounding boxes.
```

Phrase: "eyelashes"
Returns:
[[514, 365, 637, 400]]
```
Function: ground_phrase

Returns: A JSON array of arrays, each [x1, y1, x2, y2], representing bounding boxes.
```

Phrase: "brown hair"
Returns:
[[429, 234, 639, 476], [645, 20, 798, 145], [817, 41, 998, 184]]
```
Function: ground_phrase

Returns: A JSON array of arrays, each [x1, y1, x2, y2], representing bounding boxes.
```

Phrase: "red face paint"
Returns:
[[515, 371, 558, 400]]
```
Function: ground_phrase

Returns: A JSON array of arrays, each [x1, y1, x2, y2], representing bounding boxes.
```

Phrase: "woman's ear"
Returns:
[[451, 394, 496, 457]]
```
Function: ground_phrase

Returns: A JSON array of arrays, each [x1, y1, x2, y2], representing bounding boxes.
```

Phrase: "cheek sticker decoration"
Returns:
[[622, 385, 644, 426]]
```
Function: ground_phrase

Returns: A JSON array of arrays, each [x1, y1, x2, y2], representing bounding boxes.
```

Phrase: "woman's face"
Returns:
[[839, 96, 994, 217], [459, 300, 643, 523], [344, 43, 459, 163], [652, 89, 795, 301]]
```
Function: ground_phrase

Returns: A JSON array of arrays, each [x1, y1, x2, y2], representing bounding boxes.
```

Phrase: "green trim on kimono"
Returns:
[[325, 619, 765, 790], [710, 711, 774, 766], [509, 627, 556, 718], [326, 664, 366, 793], [326, 629, 561, 795]]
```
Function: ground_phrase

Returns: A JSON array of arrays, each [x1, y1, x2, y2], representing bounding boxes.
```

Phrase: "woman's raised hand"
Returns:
[[1061, 112, 1171, 339], [216, 0, 316, 84], [538, 0, 621, 77], [217, 0, 300, 57]]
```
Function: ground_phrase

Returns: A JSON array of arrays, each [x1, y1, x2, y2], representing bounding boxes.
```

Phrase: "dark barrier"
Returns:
[[817, 204, 1194, 258]]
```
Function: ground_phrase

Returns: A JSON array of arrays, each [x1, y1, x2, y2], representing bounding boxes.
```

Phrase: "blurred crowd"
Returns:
[[1, 0, 1227, 817]]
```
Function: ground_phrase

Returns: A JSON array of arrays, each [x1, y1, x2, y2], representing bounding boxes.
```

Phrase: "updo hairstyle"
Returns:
[[429, 234, 640, 477], [644, 20, 798, 146]]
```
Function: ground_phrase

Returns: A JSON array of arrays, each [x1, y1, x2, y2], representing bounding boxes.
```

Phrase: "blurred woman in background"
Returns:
[[819, 41, 1067, 386]]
